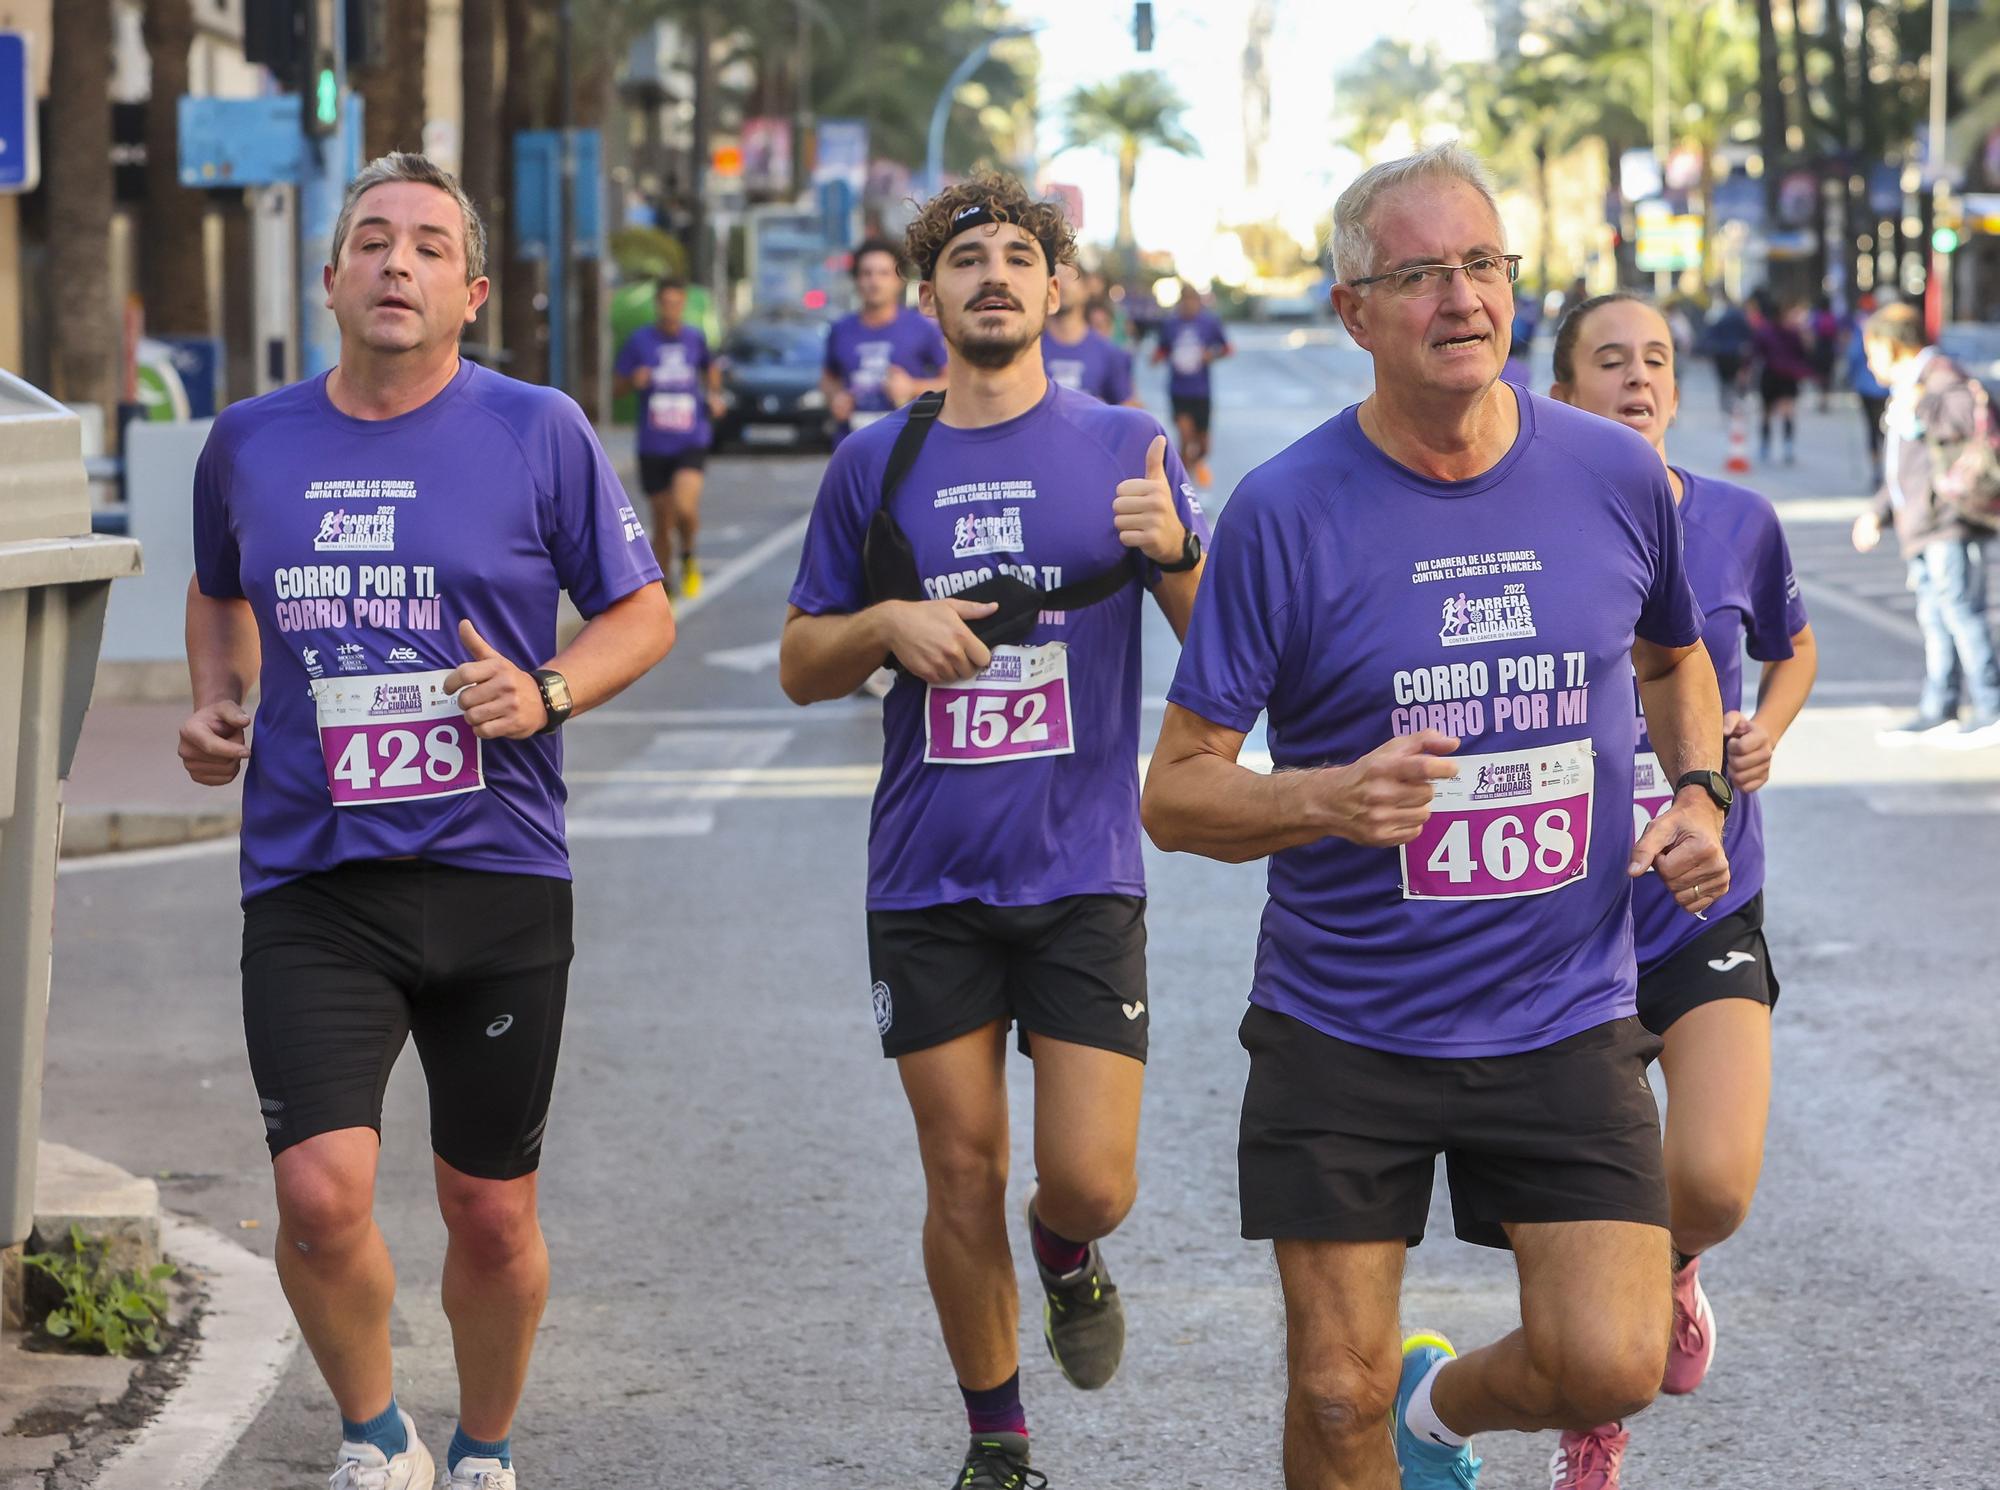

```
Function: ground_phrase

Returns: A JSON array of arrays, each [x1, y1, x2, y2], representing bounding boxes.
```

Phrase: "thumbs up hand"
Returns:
[[443, 619, 544, 739], [1113, 433, 1188, 565]]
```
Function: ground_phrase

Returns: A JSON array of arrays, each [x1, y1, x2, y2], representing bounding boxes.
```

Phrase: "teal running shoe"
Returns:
[[1393, 1333, 1482, 1489]]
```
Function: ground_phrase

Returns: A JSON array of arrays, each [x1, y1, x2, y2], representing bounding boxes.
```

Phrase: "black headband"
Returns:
[[919, 202, 1058, 280]]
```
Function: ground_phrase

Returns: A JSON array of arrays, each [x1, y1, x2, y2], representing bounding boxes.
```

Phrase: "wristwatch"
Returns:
[[532, 669, 573, 734], [1156, 527, 1203, 573], [1673, 769, 1733, 817]]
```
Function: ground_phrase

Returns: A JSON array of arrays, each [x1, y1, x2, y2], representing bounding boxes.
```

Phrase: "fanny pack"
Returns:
[[862, 390, 1134, 671]]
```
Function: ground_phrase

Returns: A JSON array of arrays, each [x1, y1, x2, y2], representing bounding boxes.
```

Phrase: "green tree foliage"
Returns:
[[1064, 71, 1199, 251]]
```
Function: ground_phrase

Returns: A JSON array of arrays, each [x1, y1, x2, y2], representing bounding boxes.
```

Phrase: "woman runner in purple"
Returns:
[[1549, 293, 1817, 1486]]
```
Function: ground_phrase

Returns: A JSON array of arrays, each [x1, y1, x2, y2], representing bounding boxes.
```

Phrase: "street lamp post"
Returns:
[[925, 27, 1034, 197]]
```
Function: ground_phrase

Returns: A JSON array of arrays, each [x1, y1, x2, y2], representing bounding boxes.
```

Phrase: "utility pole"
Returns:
[[1652, 0, 1670, 297], [690, 2, 713, 288], [551, 0, 575, 391], [1926, 0, 1951, 334], [298, 0, 351, 380]]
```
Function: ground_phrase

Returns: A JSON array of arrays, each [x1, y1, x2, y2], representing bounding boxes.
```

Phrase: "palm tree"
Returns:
[[47, 0, 116, 413], [1333, 38, 1445, 163], [1064, 72, 1199, 253], [142, 0, 209, 337], [354, 0, 430, 158], [1452, 46, 1600, 294]]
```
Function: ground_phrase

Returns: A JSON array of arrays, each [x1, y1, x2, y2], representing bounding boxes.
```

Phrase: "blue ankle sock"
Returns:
[[960, 1371, 1028, 1437], [341, 1400, 407, 1459], [448, 1425, 512, 1471]]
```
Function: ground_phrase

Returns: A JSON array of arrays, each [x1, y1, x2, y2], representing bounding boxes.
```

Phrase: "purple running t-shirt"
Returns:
[[1158, 311, 1230, 399], [1042, 328, 1134, 405], [1631, 469, 1806, 971], [1167, 391, 1705, 1057], [789, 382, 1210, 910], [615, 324, 714, 457], [192, 361, 663, 901], [823, 308, 948, 418]]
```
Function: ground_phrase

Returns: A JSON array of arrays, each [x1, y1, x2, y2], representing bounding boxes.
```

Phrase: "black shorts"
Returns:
[[1238, 1006, 1667, 1249], [865, 895, 1148, 1062], [1635, 891, 1780, 1037], [242, 861, 573, 1180], [1169, 395, 1212, 434], [1758, 370, 1801, 405], [638, 450, 706, 493]]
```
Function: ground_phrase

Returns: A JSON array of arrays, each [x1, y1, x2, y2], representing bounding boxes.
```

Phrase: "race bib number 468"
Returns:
[[924, 644, 1075, 766], [1401, 739, 1593, 901], [313, 668, 483, 807]]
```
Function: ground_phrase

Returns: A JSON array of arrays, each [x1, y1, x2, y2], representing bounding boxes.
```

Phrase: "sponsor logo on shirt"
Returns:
[[1633, 755, 1663, 793], [314, 505, 397, 552], [336, 642, 369, 672], [618, 504, 646, 544], [951, 506, 1025, 559], [386, 645, 421, 664], [1439, 585, 1537, 647], [1181, 484, 1203, 515], [1469, 761, 1534, 802], [369, 682, 424, 716], [1048, 358, 1086, 390], [871, 981, 894, 1034], [301, 646, 323, 678]]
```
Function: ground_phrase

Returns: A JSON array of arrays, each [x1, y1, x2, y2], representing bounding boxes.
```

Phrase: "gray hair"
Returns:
[[1329, 141, 1501, 286], [330, 151, 488, 283]]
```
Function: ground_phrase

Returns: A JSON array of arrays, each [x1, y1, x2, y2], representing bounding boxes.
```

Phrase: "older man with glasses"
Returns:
[[1142, 142, 1730, 1490]]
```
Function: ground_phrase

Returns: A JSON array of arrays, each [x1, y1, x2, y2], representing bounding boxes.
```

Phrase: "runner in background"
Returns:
[[1551, 291, 1816, 1487], [1747, 293, 1811, 464], [823, 237, 949, 443], [781, 173, 1207, 1490], [1152, 283, 1231, 487], [614, 278, 725, 598], [1086, 300, 1139, 406], [1042, 264, 1138, 406]]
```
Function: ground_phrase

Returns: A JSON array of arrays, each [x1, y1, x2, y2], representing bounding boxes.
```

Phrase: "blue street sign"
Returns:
[[0, 31, 40, 194], [179, 95, 305, 187], [513, 129, 604, 261]]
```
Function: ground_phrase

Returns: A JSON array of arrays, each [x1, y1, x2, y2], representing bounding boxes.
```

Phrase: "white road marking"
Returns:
[[704, 638, 785, 674], [671, 512, 813, 624], [566, 727, 796, 834], [58, 837, 240, 873], [1795, 576, 1919, 644]]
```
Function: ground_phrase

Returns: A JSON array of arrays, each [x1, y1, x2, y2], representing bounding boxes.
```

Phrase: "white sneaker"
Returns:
[[329, 1411, 435, 1490], [447, 1457, 518, 1489], [1938, 716, 2000, 750]]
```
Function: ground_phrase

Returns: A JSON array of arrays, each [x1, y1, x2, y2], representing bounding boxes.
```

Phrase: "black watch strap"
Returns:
[[532, 669, 573, 734], [1673, 768, 1732, 814], [1156, 527, 1202, 573]]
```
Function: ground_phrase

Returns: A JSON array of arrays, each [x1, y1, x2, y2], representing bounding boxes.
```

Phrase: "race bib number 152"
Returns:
[[1401, 739, 1593, 901], [924, 644, 1075, 766]]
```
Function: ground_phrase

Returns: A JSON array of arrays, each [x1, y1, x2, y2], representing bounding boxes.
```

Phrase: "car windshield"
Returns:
[[725, 319, 827, 368]]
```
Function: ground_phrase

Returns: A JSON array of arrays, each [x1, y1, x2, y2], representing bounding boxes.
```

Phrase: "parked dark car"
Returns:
[[715, 311, 832, 450]]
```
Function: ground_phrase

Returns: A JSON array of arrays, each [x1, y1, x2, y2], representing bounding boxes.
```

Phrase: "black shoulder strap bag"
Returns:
[[861, 390, 1136, 672]]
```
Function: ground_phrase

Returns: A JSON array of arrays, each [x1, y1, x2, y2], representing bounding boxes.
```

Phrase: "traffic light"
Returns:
[[305, 47, 340, 137], [1933, 226, 1961, 254], [1134, 1, 1154, 51], [346, 0, 386, 71], [243, 0, 308, 77]]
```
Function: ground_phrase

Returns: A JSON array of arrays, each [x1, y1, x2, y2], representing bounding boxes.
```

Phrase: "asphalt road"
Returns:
[[45, 326, 2000, 1487]]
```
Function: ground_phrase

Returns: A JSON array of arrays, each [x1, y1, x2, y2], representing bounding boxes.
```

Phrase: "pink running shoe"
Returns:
[[1549, 1422, 1628, 1489], [1661, 1254, 1717, 1395]]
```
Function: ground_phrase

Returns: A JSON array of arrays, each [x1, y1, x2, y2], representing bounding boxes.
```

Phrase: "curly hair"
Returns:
[[904, 171, 1078, 282]]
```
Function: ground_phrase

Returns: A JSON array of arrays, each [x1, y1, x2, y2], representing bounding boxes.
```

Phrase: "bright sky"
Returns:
[[1017, 0, 1494, 279]]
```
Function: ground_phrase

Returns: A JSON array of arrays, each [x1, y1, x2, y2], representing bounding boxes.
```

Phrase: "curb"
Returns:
[[58, 810, 241, 860], [88, 1215, 297, 1490]]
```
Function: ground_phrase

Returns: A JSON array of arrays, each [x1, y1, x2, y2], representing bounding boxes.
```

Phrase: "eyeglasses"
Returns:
[[1349, 255, 1523, 299]]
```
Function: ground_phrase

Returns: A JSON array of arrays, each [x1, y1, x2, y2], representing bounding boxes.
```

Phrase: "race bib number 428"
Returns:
[[313, 668, 483, 807], [924, 644, 1075, 766], [1401, 739, 1593, 901]]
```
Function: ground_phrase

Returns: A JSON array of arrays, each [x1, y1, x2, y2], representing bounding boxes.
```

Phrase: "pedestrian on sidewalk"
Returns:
[[1747, 293, 1810, 464], [1847, 293, 1890, 489], [1143, 141, 1729, 1490], [1700, 292, 1753, 413], [176, 152, 674, 1490], [1851, 301, 2000, 748], [1551, 291, 1817, 1485], [780, 171, 1208, 1490]]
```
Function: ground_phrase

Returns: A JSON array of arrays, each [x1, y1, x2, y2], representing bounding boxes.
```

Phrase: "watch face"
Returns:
[[542, 673, 572, 712]]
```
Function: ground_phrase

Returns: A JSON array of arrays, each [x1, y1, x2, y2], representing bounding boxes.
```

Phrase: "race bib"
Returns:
[[1171, 340, 1207, 376], [1402, 739, 1593, 900], [648, 391, 698, 433], [313, 669, 483, 807], [924, 644, 1075, 766], [1630, 748, 1673, 843]]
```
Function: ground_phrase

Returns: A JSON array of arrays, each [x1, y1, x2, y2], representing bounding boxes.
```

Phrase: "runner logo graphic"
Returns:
[[314, 505, 397, 552], [951, 506, 1024, 559], [1439, 586, 1537, 646], [1469, 761, 1534, 801], [369, 682, 423, 716]]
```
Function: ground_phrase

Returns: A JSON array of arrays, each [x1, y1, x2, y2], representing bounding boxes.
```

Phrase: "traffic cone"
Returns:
[[1724, 406, 1752, 473]]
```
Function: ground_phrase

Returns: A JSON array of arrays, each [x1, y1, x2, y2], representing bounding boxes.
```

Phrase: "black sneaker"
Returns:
[[952, 1433, 1047, 1489], [1026, 1191, 1125, 1390]]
